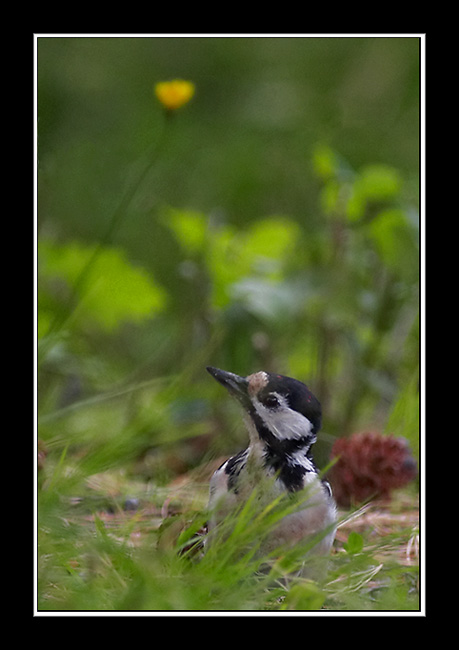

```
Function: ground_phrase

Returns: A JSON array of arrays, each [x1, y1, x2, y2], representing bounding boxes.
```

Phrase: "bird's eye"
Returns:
[[262, 394, 280, 409]]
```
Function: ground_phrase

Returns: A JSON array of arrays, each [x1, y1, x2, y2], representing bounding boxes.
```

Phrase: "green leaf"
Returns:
[[319, 178, 341, 216], [206, 224, 242, 308], [343, 531, 364, 554], [281, 581, 326, 611], [169, 214, 303, 310], [367, 208, 418, 278], [312, 144, 337, 180], [39, 240, 167, 332], [347, 165, 402, 221], [166, 209, 208, 255], [243, 216, 301, 269]]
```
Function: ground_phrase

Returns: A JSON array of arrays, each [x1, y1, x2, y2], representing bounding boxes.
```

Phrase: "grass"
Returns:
[[36, 454, 419, 613]]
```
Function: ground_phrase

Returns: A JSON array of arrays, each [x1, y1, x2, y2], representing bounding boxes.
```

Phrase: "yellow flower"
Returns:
[[154, 80, 195, 111]]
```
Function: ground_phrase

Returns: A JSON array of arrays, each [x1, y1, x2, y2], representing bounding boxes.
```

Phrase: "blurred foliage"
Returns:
[[36, 35, 420, 612], [39, 240, 167, 334], [37, 36, 419, 610]]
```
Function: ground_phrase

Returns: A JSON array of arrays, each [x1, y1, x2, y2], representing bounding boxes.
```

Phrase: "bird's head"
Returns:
[[206, 366, 321, 455]]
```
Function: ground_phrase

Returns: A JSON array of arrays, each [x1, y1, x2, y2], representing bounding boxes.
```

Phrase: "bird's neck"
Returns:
[[244, 417, 318, 492]]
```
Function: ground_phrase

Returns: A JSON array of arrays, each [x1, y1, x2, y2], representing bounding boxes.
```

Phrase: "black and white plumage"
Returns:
[[206, 367, 336, 566]]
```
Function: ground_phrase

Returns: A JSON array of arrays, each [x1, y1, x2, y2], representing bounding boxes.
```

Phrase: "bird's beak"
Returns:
[[206, 366, 250, 408]]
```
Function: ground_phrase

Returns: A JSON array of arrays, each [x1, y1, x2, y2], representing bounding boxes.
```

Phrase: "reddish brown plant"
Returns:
[[329, 432, 417, 508]]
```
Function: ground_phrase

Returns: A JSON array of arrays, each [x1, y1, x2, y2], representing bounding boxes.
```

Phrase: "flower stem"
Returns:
[[39, 115, 170, 363]]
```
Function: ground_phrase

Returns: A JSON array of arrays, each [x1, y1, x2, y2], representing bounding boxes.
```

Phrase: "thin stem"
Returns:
[[39, 115, 170, 363]]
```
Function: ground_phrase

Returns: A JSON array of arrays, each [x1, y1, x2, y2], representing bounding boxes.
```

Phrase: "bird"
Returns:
[[205, 366, 336, 575]]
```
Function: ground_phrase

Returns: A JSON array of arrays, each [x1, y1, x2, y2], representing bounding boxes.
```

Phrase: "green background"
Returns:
[[37, 34, 419, 491]]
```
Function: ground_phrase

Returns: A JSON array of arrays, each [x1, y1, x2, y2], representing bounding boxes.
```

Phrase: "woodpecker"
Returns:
[[206, 366, 336, 571]]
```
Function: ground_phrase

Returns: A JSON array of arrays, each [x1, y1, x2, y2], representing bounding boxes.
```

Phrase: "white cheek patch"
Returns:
[[253, 395, 313, 441]]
